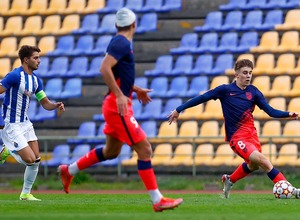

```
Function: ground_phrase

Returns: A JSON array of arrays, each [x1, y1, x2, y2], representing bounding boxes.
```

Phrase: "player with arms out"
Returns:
[[168, 59, 300, 199], [0, 45, 65, 201], [58, 8, 183, 212]]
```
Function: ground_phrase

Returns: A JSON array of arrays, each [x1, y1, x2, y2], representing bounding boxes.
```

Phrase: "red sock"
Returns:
[[272, 172, 286, 183], [229, 162, 252, 183], [137, 160, 158, 190], [77, 148, 100, 170], [267, 168, 286, 183]]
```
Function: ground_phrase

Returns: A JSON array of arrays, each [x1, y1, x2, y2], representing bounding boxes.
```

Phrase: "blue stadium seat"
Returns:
[[67, 121, 97, 145], [158, 0, 182, 12], [255, 10, 283, 31], [219, 11, 243, 31], [124, 0, 144, 12], [148, 77, 168, 98], [132, 99, 143, 119], [67, 35, 94, 56], [188, 54, 213, 75], [164, 76, 188, 98], [194, 11, 223, 32], [84, 56, 104, 78], [239, 10, 263, 31], [144, 55, 173, 76], [100, 144, 132, 167], [212, 32, 238, 53], [260, 0, 287, 10], [92, 113, 105, 121], [139, 0, 163, 12], [41, 144, 70, 167], [140, 121, 157, 137], [234, 31, 258, 53], [170, 33, 198, 55], [91, 14, 116, 34], [87, 122, 106, 144], [159, 98, 182, 119], [86, 35, 112, 56], [44, 78, 63, 99], [135, 13, 157, 34], [139, 98, 162, 120], [219, 0, 247, 11], [186, 76, 209, 97], [132, 77, 148, 98], [64, 57, 88, 78], [280, 0, 300, 9], [66, 144, 91, 164], [190, 33, 218, 54], [60, 78, 82, 99], [72, 14, 99, 34], [46, 57, 69, 78], [34, 57, 49, 78], [97, 0, 124, 13], [167, 55, 193, 76], [47, 36, 74, 56], [27, 100, 37, 121], [239, 0, 267, 10], [33, 104, 57, 122], [210, 54, 234, 76]]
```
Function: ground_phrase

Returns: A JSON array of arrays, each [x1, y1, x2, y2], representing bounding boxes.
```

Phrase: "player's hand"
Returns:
[[116, 95, 130, 116], [56, 102, 65, 112], [136, 88, 152, 104], [289, 112, 299, 120], [168, 110, 179, 125]]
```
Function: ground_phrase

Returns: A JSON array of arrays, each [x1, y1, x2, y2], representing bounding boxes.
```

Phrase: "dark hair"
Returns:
[[18, 45, 41, 63], [234, 59, 254, 71]]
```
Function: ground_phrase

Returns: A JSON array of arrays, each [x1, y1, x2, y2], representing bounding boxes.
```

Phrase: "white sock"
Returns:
[[149, 189, 163, 204], [21, 162, 39, 194], [68, 162, 79, 176]]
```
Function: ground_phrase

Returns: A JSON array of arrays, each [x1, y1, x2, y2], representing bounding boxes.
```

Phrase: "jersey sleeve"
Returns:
[[107, 38, 131, 61], [0, 71, 20, 90]]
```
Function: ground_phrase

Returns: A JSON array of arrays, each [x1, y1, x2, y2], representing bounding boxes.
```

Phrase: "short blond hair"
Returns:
[[234, 59, 253, 71]]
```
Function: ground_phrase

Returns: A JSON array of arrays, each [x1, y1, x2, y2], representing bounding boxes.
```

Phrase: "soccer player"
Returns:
[[168, 59, 300, 199], [0, 45, 65, 200], [58, 8, 183, 212]]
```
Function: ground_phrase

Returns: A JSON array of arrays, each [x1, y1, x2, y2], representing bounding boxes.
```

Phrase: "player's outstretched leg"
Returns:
[[222, 174, 233, 198], [153, 197, 183, 212], [57, 164, 74, 194], [0, 145, 10, 164]]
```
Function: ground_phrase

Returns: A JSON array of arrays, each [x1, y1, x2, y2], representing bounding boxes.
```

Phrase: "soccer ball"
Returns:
[[273, 180, 294, 199]]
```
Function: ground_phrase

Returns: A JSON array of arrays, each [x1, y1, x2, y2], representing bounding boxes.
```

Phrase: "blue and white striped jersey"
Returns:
[[0, 66, 43, 123]]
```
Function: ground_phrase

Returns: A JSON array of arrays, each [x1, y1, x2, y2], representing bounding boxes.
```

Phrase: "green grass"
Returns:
[[0, 193, 298, 220]]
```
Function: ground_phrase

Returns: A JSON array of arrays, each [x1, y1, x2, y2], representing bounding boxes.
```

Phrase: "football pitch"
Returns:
[[0, 192, 298, 220]]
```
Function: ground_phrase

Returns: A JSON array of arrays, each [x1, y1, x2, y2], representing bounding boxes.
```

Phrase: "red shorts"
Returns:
[[229, 134, 261, 164], [102, 95, 146, 145]]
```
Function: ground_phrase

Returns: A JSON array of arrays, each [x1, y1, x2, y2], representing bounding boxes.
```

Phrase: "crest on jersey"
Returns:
[[246, 92, 252, 100]]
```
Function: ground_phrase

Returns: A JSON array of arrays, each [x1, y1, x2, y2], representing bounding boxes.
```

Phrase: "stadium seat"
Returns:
[[46, 57, 69, 78], [18, 15, 42, 36], [61, 57, 88, 78], [47, 36, 75, 56], [275, 9, 300, 30], [62, 0, 86, 14], [138, 98, 162, 120], [55, 14, 80, 35], [22, 0, 48, 15], [267, 75, 291, 96], [274, 144, 298, 166], [0, 37, 17, 57], [197, 120, 220, 143], [158, 0, 182, 12], [121, 149, 137, 166], [88, 123, 106, 144], [38, 36, 55, 56], [260, 0, 287, 10], [44, 78, 63, 99], [167, 55, 193, 76], [185, 76, 209, 97], [66, 144, 91, 164], [140, 121, 157, 138], [170, 33, 198, 55], [33, 104, 57, 122], [36, 15, 61, 35], [212, 32, 238, 53], [124, 0, 144, 12], [280, 121, 300, 143], [239, 0, 267, 10], [151, 121, 178, 143], [269, 54, 295, 74], [8, 36, 36, 57], [131, 99, 142, 120], [251, 54, 275, 75], [78, 0, 105, 14], [251, 31, 279, 53], [287, 97, 300, 113], [252, 75, 271, 95], [39, 0, 67, 15], [84, 56, 104, 78], [210, 54, 233, 75], [260, 120, 282, 143], [233, 32, 258, 53], [144, 55, 173, 76], [193, 144, 214, 166], [255, 10, 283, 31], [0, 17, 3, 33], [211, 144, 236, 166], [289, 78, 300, 97], [175, 121, 198, 143], [164, 76, 188, 97], [67, 121, 97, 145], [91, 14, 117, 34], [290, 57, 300, 74], [97, 0, 124, 13], [148, 77, 168, 97], [100, 144, 132, 167], [60, 78, 82, 99], [151, 143, 173, 166], [0, 58, 11, 78], [86, 35, 113, 56], [139, 0, 163, 12], [200, 100, 223, 119], [272, 31, 299, 53], [135, 13, 158, 34], [67, 36, 94, 56], [180, 105, 204, 120], [262, 143, 277, 162], [190, 33, 218, 54], [166, 144, 193, 166], [41, 144, 70, 167], [72, 14, 99, 35], [34, 57, 49, 78], [238, 10, 263, 31], [159, 98, 182, 119], [210, 75, 229, 89], [194, 11, 223, 32], [280, 0, 300, 9], [0, 16, 22, 37], [219, 0, 247, 10], [218, 11, 243, 31], [188, 55, 213, 76], [132, 77, 148, 98], [0, 0, 10, 15], [253, 97, 286, 119], [1, 0, 28, 16]]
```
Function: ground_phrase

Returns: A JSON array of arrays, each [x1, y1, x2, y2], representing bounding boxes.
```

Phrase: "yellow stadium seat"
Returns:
[[260, 120, 281, 144], [1, 0, 29, 16], [253, 97, 286, 119], [211, 144, 236, 166], [22, 0, 48, 16], [193, 144, 214, 166], [250, 31, 279, 53], [151, 121, 178, 143], [12, 58, 20, 70], [63, 0, 86, 14], [0, 16, 23, 37], [275, 121, 300, 143], [36, 15, 61, 35], [175, 120, 198, 143], [166, 144, 193, 166], [289, 77, 300, 97], [8, 36, 37, 57], [121, 150, 137, 166], [0, 58, 11, 78], [18, 15, 42, 36], [55, 14, 80, 35], [38, 36, 56, 56], [200, 100, 223, 119], [78, 0, 105, 14], [275, 9, 300, 30], [210, 75, 229, 89], [272, 31, 299, 53], [0, 37, 17, 57], [39, 0, 67, 15], [225, 54, 255, 75], [289, 57, 300, 75], [252, 75, 270, 94], [270, 53, 295, 75], [273, 144, 298, 166], [267, 75, 291, 96], [251, 54, 275, 75], [197, 120, 221, 143], [287, 97, 300, 113], [0, 17, 3, 33], [151, 143, 173, 166], [0, 0, 10, 15], [262, 143, 277, 163], [180, 105, 204, 120]]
